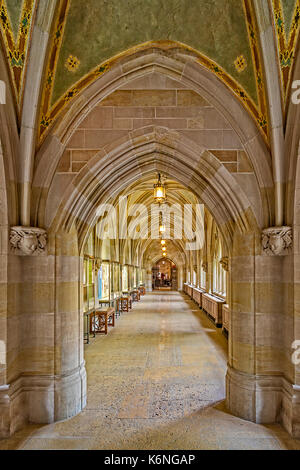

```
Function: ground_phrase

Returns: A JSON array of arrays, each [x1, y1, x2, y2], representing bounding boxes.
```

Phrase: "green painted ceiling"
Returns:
[[281, 0, 297, 37], [5, 0, 23, 39], [52, 0, 258, 106]]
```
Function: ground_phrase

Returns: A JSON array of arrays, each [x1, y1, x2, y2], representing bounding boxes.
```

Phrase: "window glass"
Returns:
[[101, 262, 110, 300], [122, 265, 128, 292], [212, 240, 226, 298], [84, 257, 95, 311]]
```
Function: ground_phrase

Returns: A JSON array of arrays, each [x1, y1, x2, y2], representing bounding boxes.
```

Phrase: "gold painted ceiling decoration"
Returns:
[[234, 54, 247, 73], [243, 0, 268, 132], [272, 0, 300, 102], [38, 0, 269, 146], [65, 54, 80, 72], [0, 1, 298, 143], [0, 0, 36, 108]]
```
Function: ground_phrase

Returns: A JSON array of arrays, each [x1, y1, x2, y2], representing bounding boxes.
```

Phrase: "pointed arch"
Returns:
[[32, 49, 274, 230]]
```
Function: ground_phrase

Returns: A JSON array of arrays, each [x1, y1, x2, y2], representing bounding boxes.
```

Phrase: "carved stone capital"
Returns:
[[219, 256, 229, 271], [262, 226, 292, 256], [10, 226, 47, 256], [94, 259, 101, 271], [202, 261, 208, 273]]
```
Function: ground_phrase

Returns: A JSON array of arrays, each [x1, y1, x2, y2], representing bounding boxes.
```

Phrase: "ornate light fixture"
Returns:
[[163, 253, 167, 257], [161, 239, 166, 246], [162, 246, 166, 252], [153, 173, 166, 202], [159, 203, 167, 234]]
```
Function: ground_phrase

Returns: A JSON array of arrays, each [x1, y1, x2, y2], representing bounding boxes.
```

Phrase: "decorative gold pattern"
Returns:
[[38, 0, 269, 146], [272, 0, 300, 103], [234, 55, 247, 72], [243, 0, 269, 140], [0, 0, 35, 108], [39, 0, 71, 139], [65, 54, 80, 72]]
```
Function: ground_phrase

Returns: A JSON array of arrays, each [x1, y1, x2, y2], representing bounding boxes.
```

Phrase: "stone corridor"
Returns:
[[1, 292, 299, 450]]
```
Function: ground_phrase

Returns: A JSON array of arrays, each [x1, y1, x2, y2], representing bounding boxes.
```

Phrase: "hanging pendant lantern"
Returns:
[[153, 173, 166, 202]]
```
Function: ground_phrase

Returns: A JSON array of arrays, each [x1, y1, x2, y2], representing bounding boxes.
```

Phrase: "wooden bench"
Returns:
[[91, 307, 115, 335]]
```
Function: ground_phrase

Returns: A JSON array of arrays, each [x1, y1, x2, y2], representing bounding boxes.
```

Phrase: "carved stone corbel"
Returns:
[[95, 259, 101, 271], [202, 261, 208, 273], [262, 226, 292, 256], [10, 226, 47, 256], [219, 256, 229, 271]]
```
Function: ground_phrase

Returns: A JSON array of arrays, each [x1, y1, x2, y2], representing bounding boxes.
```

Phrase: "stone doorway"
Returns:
[[152, 258, 177, 291]]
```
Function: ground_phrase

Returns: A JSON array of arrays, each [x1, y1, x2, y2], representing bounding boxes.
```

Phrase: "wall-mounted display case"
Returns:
[[128, 265, 134, 290], [84, 259, 147, 309], [99, 262, 110, 301], [122, 265, 128, 292], [111, 262, 120, 299], [83, 257, 95, 312], [140, 268, 146, 286]]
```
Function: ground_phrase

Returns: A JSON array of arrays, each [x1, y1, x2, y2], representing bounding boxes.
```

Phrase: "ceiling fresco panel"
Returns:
[[282, 0, 297, 36], [52, 0, 257, 105], [5, 0, 23, 39], [0, 0, 36, 109], [39, 0, 269, 145], [272, 0, 300, 102]]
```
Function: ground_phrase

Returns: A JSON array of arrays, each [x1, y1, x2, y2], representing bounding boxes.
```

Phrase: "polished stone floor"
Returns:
[[1, 291, 300, 450]]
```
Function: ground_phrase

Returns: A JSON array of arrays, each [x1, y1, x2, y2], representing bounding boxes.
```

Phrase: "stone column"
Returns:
[[226, 227, 293, 425], [50, 229, 86, 422], [280, 249, 300, 438], [0, 225, 11, 438], [1, 227, 86, 434], [280, 223, 300, 437], [146, 269, 152, 292], [177, 266, 183, 291], [197, 251, 201, 287]]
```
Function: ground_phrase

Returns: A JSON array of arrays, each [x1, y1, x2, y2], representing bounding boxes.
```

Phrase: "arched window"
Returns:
[[200, 265, 206, 289], [212, 239, 226, 298], [193, 269, 197, 286]]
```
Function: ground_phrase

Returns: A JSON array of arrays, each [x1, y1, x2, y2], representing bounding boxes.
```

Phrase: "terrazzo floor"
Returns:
[[1, 291, 300, 450]]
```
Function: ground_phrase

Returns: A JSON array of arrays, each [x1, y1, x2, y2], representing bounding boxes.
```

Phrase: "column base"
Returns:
[[226, 366, 300, 437], [281, 381, 300, 438], [0, 363, 86, 437], [226, 365, 282, 424], [0, 381, 28, 438]]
